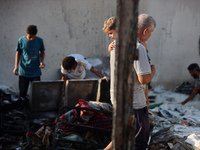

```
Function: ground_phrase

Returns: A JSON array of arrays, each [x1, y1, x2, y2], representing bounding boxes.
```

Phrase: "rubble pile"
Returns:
[[1, 82, 200, 150], [148, 85, 200, 150], [0, 84, 112, 150], [27, 100, 112, 150], [0, 86, 30, 149]]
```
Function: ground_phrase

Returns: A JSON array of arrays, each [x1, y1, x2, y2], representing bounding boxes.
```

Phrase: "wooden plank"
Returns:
[[112, 0, 139, 149]]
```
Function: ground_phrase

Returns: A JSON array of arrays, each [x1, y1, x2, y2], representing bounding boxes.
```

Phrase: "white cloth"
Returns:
[[133, 42, 151, 109], [185, 133, 200, 149], [61, 54, 92, 79], [110, 40, 116, 104]]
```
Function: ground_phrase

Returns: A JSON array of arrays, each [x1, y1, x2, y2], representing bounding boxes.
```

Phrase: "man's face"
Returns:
[[142, 26, 155, 42], [138, 25, 155, 43], [189, 70, 198, 79], [108, 29, 116, 40], [26, 33, 36, 42]]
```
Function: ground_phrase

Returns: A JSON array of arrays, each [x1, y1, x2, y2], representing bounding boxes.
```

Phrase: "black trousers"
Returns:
[[134, 107, 150, 150], [19, 76, 40, 98]]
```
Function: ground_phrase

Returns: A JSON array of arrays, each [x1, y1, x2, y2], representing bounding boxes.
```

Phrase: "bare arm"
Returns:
[[90, 67, 109, 81], [40, 51, 45, 68], [61, 74, 67, 95], [13, 51, 21, 75], [181, 86, 200, 105], [138, 65, 156, 84], [145, 84, 150, 107], [90, 67, 104, 78], [104, 141, 112, 150]]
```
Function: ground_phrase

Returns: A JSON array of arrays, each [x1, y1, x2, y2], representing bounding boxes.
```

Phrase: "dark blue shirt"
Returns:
[[16, 36, 45, 77]]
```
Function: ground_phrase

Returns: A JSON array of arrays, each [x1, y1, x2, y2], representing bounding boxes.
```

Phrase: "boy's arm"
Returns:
[[61, 74, 67, 95], [40, 51, 45, 68], [13, 51, 21, 75], [90, 67, 109, 82], [181, 86, 200, 105]]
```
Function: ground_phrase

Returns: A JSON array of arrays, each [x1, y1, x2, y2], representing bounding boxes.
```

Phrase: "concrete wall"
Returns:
[[0, 0, 200, 93], [139, 0, 200, 89], [0, 0, 116, 93]]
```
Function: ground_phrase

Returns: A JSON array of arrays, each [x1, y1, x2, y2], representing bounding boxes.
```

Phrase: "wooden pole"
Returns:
[[112, 0, 139, 149]]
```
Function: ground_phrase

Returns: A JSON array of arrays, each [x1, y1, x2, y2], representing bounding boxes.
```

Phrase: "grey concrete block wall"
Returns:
[[138, 0, 200, 89], [0, 0, 116, 94], [0, 0, 200, 93]]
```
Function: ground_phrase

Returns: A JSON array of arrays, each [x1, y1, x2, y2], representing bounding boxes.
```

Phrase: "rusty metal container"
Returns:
[[64, 79, 98, 107], [30, 80, 64, 112]]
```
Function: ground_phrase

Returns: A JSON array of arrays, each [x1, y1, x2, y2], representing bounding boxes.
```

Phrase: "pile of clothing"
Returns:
[[28, 99, 113, 150]]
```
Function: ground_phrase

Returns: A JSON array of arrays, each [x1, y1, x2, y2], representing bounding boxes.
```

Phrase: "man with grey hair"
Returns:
[[104, 13, 156, 150], [133, 13, 156, 150]]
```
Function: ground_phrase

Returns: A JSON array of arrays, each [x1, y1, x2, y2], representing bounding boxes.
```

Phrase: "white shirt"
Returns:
[[61, 54, 92, 79], [133, 42, 151, 109]]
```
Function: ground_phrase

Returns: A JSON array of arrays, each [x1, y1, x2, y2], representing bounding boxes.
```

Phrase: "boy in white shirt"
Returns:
[[61, 54, 108, 93]]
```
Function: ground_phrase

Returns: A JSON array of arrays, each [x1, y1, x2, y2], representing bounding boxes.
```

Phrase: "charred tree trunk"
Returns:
[[112, 0, 139, 149]]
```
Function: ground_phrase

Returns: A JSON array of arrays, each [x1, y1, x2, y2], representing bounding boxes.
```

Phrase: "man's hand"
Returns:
[[146, 100, 150, 107], [181, 87, 200, 105], [181, 101, 187, 105]]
